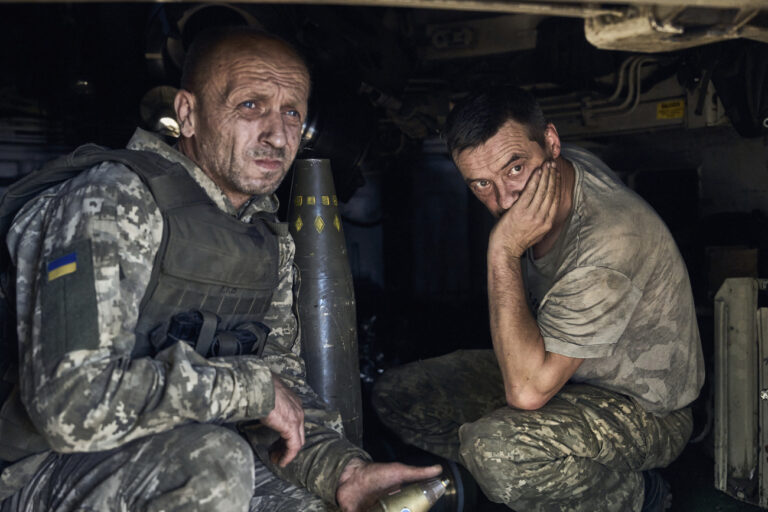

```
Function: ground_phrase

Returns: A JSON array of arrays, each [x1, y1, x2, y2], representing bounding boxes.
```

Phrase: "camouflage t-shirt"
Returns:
[[525, 145, 705, 414], [2, 128, 366, 503]]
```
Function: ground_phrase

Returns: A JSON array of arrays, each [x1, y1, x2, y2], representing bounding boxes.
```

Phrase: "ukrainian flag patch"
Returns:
[[47, 252, 77, 281]]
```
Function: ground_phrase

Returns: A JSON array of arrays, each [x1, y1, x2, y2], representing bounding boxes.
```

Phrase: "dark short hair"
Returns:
[[444, 86, 547, 158], [180, 26, 309, 95]]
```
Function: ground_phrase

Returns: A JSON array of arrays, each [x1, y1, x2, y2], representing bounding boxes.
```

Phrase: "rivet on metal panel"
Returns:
[[760, 389, 768, 400]]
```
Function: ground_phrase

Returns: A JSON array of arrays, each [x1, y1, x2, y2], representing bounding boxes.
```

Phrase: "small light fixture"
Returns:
[[140, 86, 180, 138], [157, 115, 180, 138]]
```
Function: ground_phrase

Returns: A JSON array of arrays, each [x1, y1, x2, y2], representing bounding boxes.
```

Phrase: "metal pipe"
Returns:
[[544, 56, 639, 117], [588, 55, 637, 107], [591, 57, 656, 116], [547, 56, 658, 121], [728, 8, 760, 33]]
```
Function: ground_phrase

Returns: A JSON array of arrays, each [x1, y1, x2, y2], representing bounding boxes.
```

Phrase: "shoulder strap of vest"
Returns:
[[0, 144, 212, 264], [252, 211, 288, 236]]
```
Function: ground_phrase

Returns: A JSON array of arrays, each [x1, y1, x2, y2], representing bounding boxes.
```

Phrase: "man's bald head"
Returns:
[[174, 25, 311, 209], [180, 26, 309, 97]]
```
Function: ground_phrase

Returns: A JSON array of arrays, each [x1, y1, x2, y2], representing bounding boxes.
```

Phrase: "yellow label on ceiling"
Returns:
[[314, 216, 325, 233], [333, 195, 338, 206], [294, 215, 303, 232], [334, 214, 341, 232], [322, 195, 330, 206], [656, 99, 685, 120], [294, 196, 303, 206], [307, 196, 316, 205]]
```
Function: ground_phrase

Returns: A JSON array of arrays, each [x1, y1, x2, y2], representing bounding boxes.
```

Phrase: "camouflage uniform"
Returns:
[[373, 351, 692, 512], [0, 128, 369, 511], [373, 146, 704, 511]]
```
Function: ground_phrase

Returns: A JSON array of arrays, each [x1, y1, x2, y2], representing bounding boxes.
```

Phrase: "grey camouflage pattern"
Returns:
[[250, 460, 328, 512], [1, 424, 255, 512], [373, 350, 693, 512], [1, 128, 366, 508], [0, 423, 335, 512]]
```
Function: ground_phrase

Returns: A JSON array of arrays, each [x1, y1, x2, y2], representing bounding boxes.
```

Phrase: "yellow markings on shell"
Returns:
[[314, 216, 325, 233]]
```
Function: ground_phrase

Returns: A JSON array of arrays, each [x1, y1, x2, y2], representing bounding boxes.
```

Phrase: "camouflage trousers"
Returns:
[[372, 349, 693, 512], [0, 423, 328, 512]]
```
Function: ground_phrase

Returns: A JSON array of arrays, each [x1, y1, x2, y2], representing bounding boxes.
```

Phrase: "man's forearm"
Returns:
[[241, 410, 370, 505], [21, 339, 276, 453], [487, 250, 584, 409], [487, 251, 551, 410], [252, 347, 371, 503]]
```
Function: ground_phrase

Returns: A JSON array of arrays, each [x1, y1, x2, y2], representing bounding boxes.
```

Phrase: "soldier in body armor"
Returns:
[[0, 27, 440, 511]]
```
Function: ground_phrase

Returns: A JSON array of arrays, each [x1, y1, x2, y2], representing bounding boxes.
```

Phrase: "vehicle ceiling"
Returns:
[[1, 2, 766, 198]]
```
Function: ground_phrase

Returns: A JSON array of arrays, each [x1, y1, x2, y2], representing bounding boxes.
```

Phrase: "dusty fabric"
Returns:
[[373, 350, 693, 512], [0, 424, 255, 512], [527, 145, 704, 414], [0, 424, 330, 512], [0, 128, 368, 508], [373, 145, 702, 511]]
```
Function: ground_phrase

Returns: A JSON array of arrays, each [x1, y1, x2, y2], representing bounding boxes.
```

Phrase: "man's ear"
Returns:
[[174, 90, 197, 138], [544, 122, 561, 159]]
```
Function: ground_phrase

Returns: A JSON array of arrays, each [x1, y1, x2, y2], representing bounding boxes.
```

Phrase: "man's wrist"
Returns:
[[338, 457, 367, 485], [232, 358, 275, 419], [488, 247, 524, 267]]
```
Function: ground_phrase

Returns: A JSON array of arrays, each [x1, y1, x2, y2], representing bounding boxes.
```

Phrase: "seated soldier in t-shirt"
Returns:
[[373, 86, 704, 512]]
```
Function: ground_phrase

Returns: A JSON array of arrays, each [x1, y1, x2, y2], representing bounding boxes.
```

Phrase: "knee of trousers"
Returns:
[[173, 424, 255, 494], [457, 417, 532, 503], [371, 366, 411, 424]]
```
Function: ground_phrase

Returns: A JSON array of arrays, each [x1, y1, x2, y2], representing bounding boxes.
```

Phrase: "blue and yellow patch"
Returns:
[[47, 252, 77, 281]]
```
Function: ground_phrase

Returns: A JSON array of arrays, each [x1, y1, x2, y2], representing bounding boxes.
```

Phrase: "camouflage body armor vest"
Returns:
[[131, 154, 281, 359], [0, 146, 283, 464]]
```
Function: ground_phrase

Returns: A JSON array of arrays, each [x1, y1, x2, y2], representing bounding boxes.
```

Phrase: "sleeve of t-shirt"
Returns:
[[537, 265, 642, 358]]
